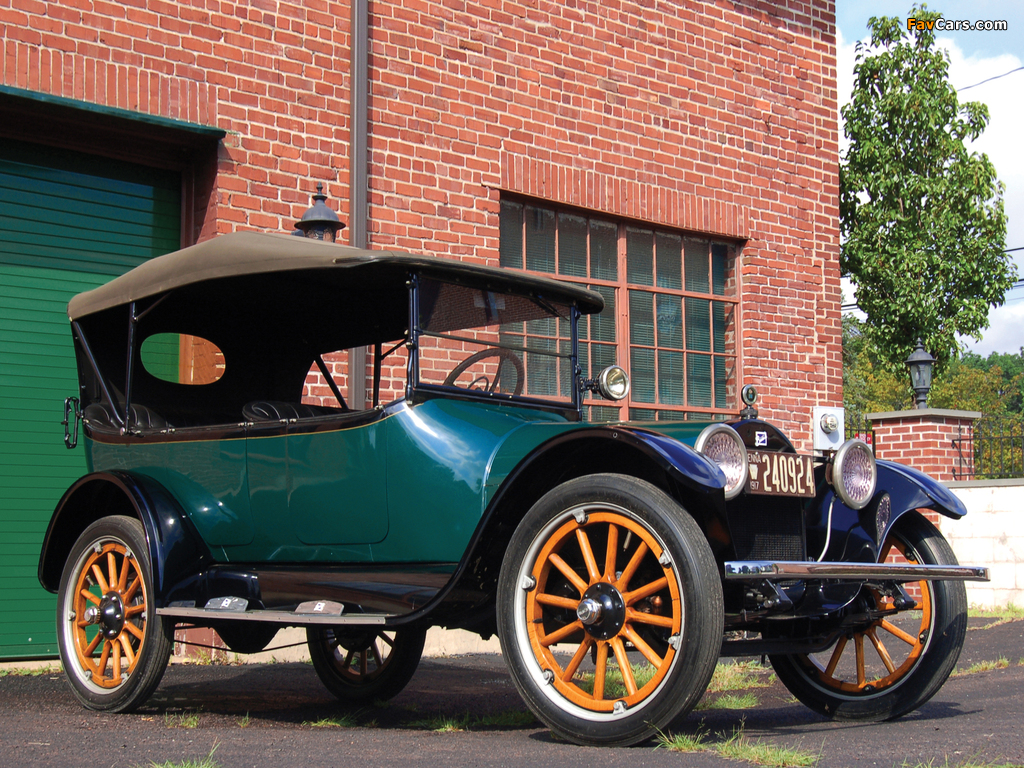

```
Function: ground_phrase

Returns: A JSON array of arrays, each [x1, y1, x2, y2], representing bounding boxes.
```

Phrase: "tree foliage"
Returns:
[[844, 314, 1024, 419], [841, 6, 1014, 372]]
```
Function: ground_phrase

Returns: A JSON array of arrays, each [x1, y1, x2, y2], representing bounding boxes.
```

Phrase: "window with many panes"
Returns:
[[499, 198, 739, 421]]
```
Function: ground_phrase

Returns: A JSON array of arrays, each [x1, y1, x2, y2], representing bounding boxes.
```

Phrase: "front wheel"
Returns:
[[307, 626, 426, 702], [770, 512, 968, 720], [56, 516, 172, 712], [497, 474, 723, 747]]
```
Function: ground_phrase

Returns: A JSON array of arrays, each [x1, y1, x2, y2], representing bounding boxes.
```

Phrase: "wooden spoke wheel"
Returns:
[[307, 626, 426, 702], [443, 348, 524, 395], [497, 474, 722, 747], [57, 516, 171, 712], [770, 512, 968, 721]]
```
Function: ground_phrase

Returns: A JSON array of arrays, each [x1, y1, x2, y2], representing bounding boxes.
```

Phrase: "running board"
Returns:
[[723, 561, 990, 582], [158, 598, 389, 626]]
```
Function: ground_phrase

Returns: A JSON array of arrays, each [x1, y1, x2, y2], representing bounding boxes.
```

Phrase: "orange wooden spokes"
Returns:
[[524, 510, 682, 713], [805, 535, 933, 694], [70, 541, 148, 690]]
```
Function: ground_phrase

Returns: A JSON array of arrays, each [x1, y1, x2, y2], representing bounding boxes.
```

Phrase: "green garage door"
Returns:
[[0, 139, 180, 660]]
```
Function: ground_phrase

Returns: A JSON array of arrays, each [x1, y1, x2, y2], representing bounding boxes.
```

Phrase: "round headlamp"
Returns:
[[695, 423, 749, 500], [597, 365, 630, 401], [831, 438, 876, 510]]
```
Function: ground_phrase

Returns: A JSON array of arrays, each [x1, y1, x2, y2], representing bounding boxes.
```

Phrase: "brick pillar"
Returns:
[[866, 408, 980, 528]]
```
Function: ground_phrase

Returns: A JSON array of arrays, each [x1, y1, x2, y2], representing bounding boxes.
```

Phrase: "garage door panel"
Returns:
[[0, 141, 180, 660]]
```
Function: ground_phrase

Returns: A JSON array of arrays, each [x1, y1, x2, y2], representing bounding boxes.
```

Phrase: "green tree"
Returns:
[[841, 5, 1014, 372], [842, 315, 911, 420]]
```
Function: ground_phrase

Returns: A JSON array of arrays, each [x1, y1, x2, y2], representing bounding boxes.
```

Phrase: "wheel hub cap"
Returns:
[[98, 593, 126, 640], [578, 583, 625, 640]]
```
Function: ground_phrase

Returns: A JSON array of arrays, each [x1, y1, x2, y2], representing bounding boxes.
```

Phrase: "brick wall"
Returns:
[[3, 0, 841, 443]]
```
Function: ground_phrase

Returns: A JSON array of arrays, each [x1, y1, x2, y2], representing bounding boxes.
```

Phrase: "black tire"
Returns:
[[770, 512, 968, 721], [56, 516, 172, 712], [306, 626, 426, 702], [496, 474, 723, 747], [214, 622, 280, 655]]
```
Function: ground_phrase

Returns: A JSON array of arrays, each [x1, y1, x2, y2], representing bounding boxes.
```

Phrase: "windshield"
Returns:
[[416, 278, 576, 404]]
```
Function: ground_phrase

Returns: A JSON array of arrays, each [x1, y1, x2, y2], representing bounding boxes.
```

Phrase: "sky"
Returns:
[[836, 0, 1024, 357]]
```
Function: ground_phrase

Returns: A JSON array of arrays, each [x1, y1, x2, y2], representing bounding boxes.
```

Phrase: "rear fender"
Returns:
[[38, 471, 213, 601]]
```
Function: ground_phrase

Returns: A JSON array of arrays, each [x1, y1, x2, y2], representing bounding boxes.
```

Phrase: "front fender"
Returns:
[[38, 471, 214, 602], [877, 459, 967, 519]]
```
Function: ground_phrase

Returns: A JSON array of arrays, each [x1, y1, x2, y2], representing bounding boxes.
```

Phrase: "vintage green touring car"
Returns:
[[39, 231, 988, 746]]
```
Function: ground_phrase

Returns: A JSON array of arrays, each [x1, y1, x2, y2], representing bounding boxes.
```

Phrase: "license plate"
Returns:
[[746, 451, 815, 497]]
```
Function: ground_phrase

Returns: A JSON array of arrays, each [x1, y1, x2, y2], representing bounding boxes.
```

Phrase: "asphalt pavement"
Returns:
[[1, 617, 1022, 768]]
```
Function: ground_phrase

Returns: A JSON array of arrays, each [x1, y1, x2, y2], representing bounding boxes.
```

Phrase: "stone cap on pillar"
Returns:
[[865, 408, 981, 421]]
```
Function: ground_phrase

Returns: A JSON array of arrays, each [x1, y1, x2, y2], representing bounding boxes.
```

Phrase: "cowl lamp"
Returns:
[[906, 339, 936, 409]]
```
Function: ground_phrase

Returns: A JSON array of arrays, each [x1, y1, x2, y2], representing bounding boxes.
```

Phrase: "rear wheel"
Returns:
[[497, 474, 722, 746], [770, 512, 968, 720], [57, 516, 171, 712], [307, 626, 426, 702]]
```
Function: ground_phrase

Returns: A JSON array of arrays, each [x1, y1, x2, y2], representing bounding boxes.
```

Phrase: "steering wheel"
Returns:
[[443, 348, 525, 396]]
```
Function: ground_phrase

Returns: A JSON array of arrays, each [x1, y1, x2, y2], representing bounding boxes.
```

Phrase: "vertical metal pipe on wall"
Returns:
[[349, 0, 369, 407]]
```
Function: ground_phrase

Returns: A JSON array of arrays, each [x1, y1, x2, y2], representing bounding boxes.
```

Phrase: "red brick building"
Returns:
[[1, 0, 840, 656]]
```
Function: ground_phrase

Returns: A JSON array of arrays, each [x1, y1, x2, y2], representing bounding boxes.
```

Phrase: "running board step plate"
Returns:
[[724, 560, 989, 582], [158, 598, 388, 626]]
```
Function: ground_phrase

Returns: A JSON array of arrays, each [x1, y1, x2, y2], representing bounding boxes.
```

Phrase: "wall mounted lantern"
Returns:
[[294, 183, 346, 242]]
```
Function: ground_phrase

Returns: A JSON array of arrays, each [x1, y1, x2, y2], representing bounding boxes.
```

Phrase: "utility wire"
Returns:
[[958, 65, 1024, 92]]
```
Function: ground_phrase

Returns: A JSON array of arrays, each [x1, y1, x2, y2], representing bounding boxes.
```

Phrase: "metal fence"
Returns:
[[971, 418, 1024, 480], [845, 413, 1024, 481]]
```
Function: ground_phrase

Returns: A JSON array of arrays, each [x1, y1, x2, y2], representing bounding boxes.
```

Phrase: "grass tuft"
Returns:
[[657, 721, 818, 767], [164, 711, 201, 729], [410, 713, 472, 732], [236, 712, 250, 729], [0, 664, 62, 678], [138, 743, 219, 768], [696, 692, 760, 710], [951, 657, 1010, 677], [303, 713, 359, 728], [706, 661, 776, 692]]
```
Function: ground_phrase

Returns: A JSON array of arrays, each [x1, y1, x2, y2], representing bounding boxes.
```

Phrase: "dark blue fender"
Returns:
[[38, 471, 214, 603], [807, 459, 967, 566]]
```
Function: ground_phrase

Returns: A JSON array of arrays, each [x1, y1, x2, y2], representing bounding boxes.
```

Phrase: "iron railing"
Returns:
[[971, 417, 1024, 480]]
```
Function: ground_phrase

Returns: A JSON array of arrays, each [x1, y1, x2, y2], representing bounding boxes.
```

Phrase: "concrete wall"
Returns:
[[942, 479, 1024, 609]]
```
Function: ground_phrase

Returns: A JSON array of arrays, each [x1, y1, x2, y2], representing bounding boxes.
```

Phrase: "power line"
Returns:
[[957, 65, 1024, 92]]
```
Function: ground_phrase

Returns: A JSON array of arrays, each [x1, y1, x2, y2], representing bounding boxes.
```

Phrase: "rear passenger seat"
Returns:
[[242, 401, 347, 422]]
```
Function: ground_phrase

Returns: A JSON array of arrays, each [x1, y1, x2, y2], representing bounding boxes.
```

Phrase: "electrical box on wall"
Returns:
[[813, 406, 845, 453]]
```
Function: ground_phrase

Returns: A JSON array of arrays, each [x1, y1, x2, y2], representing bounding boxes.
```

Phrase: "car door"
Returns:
[[246, 410, 389, 557]]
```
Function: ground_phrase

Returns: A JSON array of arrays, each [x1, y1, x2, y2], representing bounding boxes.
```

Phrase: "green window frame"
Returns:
[[499, 198, 739, 421]]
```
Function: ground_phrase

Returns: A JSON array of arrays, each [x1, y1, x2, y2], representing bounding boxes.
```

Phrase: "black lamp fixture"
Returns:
[[294, 182, 346, 242], [906, 338, 936, 409]]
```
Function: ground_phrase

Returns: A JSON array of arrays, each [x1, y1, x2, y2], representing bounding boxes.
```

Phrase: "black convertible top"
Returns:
[[67, 231, 604, 320]]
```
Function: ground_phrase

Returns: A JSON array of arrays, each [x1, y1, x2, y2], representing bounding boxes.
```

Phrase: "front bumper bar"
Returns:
[[724, 560, 990, 582]]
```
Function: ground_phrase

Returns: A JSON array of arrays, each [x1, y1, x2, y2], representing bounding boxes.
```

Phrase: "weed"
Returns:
[[303, 714, 358, 728], [898, 757, 1024, 768], [410, 713, 471, 732], [237, 712, 250, 729], [657, 721, 818, 767], [0, 664, 62, 677], [655, 724, 710, 753], [716, 725, 819, 767], [951, 657, 1010, 677], [164, 711, 201, 729], [696, 692, 759, 710], [706, 661, 776, 692], [139, 743, 219, 768]]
